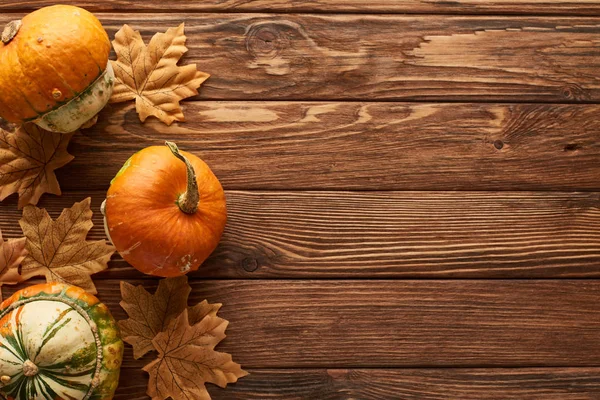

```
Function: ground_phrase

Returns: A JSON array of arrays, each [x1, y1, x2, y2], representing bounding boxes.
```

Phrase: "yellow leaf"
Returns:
[[110, 23, 210, 125], [18, 198, 115, 294], [0, 123, 74, 209]]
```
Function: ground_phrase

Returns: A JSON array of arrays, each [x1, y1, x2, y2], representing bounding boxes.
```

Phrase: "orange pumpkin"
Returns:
[[102, 142, 227, 277], [0, 5, 113, 133]]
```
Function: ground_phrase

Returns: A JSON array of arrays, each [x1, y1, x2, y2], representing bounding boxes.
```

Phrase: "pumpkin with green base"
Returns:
[[0, 5, 114, 133], [0, 283, 123, 400]]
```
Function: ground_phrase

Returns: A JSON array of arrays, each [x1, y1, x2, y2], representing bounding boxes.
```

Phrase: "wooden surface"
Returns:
[[1, 1, 600, 399], [2, 191, 600, 279], [114, 367, 600, 400], [62, 102, 600, 191], [4, 279, 600, 368], [2, 15, 600, 103], [3, 0, 600, 15]]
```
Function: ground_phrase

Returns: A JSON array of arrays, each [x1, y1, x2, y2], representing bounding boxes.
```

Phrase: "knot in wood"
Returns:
[[22, 360, 38, 377], [242, 257, 259, 272], [246, 24, 290, 59], [561, 83, 588, 101]]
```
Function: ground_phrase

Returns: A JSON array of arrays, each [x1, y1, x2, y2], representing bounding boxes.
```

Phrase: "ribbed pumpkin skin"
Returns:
[[105, 146, 227, 277], [0, 5, 110, 123], [0, 283, 123, 400]]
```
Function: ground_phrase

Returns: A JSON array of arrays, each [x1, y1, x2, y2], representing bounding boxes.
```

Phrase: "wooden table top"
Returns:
[[2, 1, 600, 399]]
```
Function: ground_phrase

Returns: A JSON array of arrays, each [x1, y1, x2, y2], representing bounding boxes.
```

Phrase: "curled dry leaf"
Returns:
[[119, 276, 222, 359], [110, 23, 210, 125], [0, 123, 74, 209], [144, 309, 248, 400], [18, 197, 115, 294]]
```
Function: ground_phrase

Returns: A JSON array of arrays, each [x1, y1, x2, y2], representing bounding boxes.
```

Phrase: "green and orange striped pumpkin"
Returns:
[[0, 283, 123, 400]]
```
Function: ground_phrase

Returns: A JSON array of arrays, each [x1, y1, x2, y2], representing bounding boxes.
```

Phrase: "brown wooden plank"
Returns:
[[5, 279, 600, 368], [115, 367, 600, 400], [3, 0, 600, 16], [2, 14, 599, 102], [58, 102, 600, 191], [1, 190, 599, 279]]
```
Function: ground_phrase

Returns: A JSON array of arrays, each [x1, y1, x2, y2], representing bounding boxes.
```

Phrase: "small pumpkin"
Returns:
[[0, 5, 113, 133], [102, 142, 227, 277], [0, 283, 123, 400]]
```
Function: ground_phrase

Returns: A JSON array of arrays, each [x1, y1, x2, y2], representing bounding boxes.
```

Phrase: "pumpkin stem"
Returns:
[[1, 20, 21, 45], [166, 141, 199, 214], [22, 360, 38, 377]]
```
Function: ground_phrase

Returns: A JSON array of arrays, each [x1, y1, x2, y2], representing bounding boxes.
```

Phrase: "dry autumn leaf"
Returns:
[[18, 197, 115, 294], [0, 123, 74, 209], [119, 276, 243, 399], [110, 23, 210, 125], [120, 276, 191, 359], [0, 229, 27, 286], [189, 298, 222, 326], [144, 309, 248, 400], [119, 276, 222, 359]]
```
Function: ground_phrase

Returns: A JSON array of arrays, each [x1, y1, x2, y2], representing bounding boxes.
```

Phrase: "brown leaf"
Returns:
[[110, 23, 210, 125], [18, 198, 115, 294], [0, 229, 27, 286], [119, 276, 223, 358], [144, 309, 248, 400], [189, 299, 222, 326], [0, 123, 74, 209], [119, 276, 191, 359]]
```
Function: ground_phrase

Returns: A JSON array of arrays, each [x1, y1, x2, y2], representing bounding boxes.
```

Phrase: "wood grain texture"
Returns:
[[114, 367, 600, 400], [5, 279, 600, 368], [1, 190, 599, 279], [57, 102, 600, 191], [2, 14, 599, 102], [3, 0, 600, 16]]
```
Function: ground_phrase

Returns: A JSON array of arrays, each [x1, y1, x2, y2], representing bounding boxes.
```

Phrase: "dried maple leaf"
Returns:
[[144, 309, 248, 400], [189, 299, 222, 326], [0, 123, 74, 209], [110, 23, 210, 125], [0, 229, 27, 286], [119, 276, 223, 359], [18, 197, 115, 294], [119, 276, 191, 359]]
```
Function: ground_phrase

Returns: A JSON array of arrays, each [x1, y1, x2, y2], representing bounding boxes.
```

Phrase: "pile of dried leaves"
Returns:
[[0, 24, 243, 400]]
